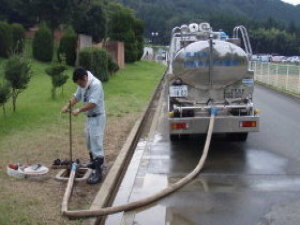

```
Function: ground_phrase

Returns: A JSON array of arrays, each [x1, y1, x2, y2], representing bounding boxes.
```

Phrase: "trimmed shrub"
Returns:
[[109, 10, 144, 63], [32, 23, 54, 62], [133, 19, 145, 61], [123, 30, 138, 63], [79, 47, 109, 82], [136, 35, 144, 61], [45, 64, 69, 99], [107, 54, 119, 75], [11, 23, 25, 54], [0, 21, 12, 58], [57, 28, 77, 66], [4, 55, 31, 112]]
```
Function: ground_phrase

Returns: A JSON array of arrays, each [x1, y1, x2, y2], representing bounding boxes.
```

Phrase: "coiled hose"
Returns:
[[62, 110, 216, 218]]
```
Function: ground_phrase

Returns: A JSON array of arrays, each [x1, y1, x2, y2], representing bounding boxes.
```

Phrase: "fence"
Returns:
[[250, 61, 300, 94]]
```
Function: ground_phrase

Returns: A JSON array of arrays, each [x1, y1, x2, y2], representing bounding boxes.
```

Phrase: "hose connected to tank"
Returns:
[[61, 109, 217, 218]]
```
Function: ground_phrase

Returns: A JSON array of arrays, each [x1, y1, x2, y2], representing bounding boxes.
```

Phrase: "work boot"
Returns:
[[87, 157, 103, 184], [86, 152, 95, 169]]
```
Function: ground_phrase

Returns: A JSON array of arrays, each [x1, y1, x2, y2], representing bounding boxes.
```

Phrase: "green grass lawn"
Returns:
[[0, 55, 165, 225], [0, 59, 75, 138], [105, 61, 165, 117], [0, 59, 166, 139]]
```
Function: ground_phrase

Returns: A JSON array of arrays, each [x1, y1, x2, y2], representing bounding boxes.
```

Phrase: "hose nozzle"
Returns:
[[71, 163, 78, 171], [210, 107, 218, 116]]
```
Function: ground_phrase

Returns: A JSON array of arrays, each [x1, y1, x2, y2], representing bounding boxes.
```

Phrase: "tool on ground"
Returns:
[[7, 163, 49, 178], [52, 101, 75, 170], [69, 100, 73, 162], [52, 159, 80, 169]]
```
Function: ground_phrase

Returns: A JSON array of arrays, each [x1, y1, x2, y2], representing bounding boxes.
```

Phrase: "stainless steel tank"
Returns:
[[173, 40, 248, 90]]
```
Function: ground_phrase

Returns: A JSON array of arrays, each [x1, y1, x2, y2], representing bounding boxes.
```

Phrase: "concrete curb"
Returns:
[[119, 73, 166, 225], [82, 73, 166, 225]]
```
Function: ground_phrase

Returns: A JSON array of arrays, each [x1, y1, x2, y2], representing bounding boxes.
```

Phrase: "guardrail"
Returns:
[[250, 61, 300, 95]]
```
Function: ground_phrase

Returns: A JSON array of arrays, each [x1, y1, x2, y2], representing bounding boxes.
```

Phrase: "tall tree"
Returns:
[[250, 27, 298, 55], [109, 7, 144, 62], [20, 0, 74, 30], [0, 0, 34, 27], [72, 2, 107, 42], [115, 0, 300, 45], [133, 18, 145, 60], [0, 82, 11, 116]]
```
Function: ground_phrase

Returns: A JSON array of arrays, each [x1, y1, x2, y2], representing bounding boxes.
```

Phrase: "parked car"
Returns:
[[251, 54, 271, 62], [271, 56, 285, 63]]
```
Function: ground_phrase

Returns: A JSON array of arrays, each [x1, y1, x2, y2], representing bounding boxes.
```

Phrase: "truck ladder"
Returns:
[[233, 25, 252, 58]]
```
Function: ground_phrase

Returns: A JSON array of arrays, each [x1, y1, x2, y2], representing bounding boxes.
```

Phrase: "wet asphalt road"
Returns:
[[105, 85, 300, 225]]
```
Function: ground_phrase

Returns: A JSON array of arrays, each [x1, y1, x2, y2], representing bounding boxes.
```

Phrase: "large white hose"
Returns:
[[62, 113, 216, 218]]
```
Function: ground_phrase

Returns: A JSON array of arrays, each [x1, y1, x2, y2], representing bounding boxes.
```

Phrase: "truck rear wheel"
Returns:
[[227, 133, 248, 142], [237, 133, 248, 141], [169, 134, 189, 142], [170, 134, 180, 142]]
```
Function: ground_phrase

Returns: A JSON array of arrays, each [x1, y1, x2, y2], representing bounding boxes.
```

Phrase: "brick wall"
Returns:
[[25, 26, 65, 41], [94, 41, 125, 69]]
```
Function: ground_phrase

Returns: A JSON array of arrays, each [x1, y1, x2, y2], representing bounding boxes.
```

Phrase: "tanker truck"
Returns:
[[167, 23, 260, 141]]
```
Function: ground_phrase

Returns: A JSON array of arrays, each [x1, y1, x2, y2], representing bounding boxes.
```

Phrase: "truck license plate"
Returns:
[[169, 85, 188, 97], [224, 89, 245, 98]]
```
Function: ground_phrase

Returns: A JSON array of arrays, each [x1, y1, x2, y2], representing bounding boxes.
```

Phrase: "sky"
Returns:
[[281, 0, 300, 5]]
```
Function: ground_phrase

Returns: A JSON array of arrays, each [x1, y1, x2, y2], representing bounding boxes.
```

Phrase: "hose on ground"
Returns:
[[61, 112, 216, 218]]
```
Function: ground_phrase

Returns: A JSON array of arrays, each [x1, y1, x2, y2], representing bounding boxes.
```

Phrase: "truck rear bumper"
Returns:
[[169, 115, 260, 134]]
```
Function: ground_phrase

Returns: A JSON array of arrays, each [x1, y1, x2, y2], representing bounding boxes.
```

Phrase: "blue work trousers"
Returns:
[[85, 114, 106, 159]]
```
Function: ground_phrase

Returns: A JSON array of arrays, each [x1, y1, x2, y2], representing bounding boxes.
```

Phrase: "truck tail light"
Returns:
[[171, 123, 188, 130], [240, 121, 256, 127]]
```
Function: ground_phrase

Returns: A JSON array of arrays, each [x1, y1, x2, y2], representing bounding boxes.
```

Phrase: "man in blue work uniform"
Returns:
[[61, 67, 106, 184]]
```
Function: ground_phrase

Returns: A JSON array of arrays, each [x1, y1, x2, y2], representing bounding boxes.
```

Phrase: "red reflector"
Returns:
[[240, 121, 256, 127], [171, 123, 188, 130]]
